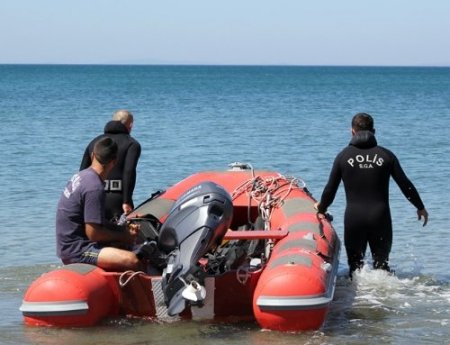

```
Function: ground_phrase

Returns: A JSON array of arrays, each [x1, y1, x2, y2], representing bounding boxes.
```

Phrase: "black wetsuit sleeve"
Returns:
[[390, 154, 425, 210], [318, 154, 342, 214], [122, 141, 141, 206], [80, 144, 93, 170]]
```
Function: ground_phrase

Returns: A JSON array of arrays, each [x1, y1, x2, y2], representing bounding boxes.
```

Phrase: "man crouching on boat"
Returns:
[[56, 137, 144, 271]]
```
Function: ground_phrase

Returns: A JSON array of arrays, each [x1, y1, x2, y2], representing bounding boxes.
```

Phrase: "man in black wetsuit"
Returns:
[[316, 113, 428, 277], [80, 110, 141, 222]]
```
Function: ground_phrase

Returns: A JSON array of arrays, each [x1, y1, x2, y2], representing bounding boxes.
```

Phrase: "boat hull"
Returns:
[[21, 167, 340, 331]]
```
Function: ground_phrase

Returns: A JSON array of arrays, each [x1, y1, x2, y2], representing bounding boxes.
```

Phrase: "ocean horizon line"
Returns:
[[0, 62, 449, 68]]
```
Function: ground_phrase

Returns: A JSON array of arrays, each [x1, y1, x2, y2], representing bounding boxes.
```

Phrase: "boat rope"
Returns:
[[230, 173, 307, 284], [231, 174, 306, 227], [118, 270, 146, 287]]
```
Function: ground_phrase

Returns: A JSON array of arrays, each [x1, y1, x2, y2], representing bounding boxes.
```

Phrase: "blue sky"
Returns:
[[1, 1, 449, 66]]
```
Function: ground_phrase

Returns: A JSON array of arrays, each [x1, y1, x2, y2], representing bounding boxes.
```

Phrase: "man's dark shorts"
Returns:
[[61, 243, 103, 266]]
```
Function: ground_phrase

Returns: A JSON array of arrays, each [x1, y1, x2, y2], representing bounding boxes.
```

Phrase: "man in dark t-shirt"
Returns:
[[316, 113, 428, 277], [56, 137, 141, 271]]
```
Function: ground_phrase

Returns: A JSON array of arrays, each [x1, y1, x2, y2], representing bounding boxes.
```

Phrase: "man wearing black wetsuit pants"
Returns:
[[80, 110, 141, 222], [316, 113, 428, 277]]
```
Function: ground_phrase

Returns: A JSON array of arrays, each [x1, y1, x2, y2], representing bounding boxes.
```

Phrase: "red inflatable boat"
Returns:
[[20, 163, 340, 331]]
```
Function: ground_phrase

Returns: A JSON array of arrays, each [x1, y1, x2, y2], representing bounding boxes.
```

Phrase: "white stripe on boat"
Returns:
[[257, 294, 333, 310], [19, 300, 88, 316]]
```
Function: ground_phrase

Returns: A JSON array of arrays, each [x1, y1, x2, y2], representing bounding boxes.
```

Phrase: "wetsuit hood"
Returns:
[[349, 130, 377, 149], [104, 120, 129, 135]]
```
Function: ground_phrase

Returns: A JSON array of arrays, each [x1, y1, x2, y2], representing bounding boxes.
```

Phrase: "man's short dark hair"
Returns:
[[352, 113, 375, 133], [93, 137, 118, 165]]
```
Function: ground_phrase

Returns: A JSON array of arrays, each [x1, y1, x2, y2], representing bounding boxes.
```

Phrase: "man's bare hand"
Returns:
[[417, 208, 429, 227]]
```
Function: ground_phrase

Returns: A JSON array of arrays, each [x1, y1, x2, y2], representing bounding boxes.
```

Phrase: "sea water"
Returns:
[[0, 65, 449, 344]]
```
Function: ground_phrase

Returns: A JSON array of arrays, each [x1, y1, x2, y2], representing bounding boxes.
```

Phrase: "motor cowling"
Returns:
[[158, 181, 233, 316]]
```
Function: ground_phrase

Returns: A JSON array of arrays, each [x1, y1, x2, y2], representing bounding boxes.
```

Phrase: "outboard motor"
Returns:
[[158, 181, 233, 316]]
